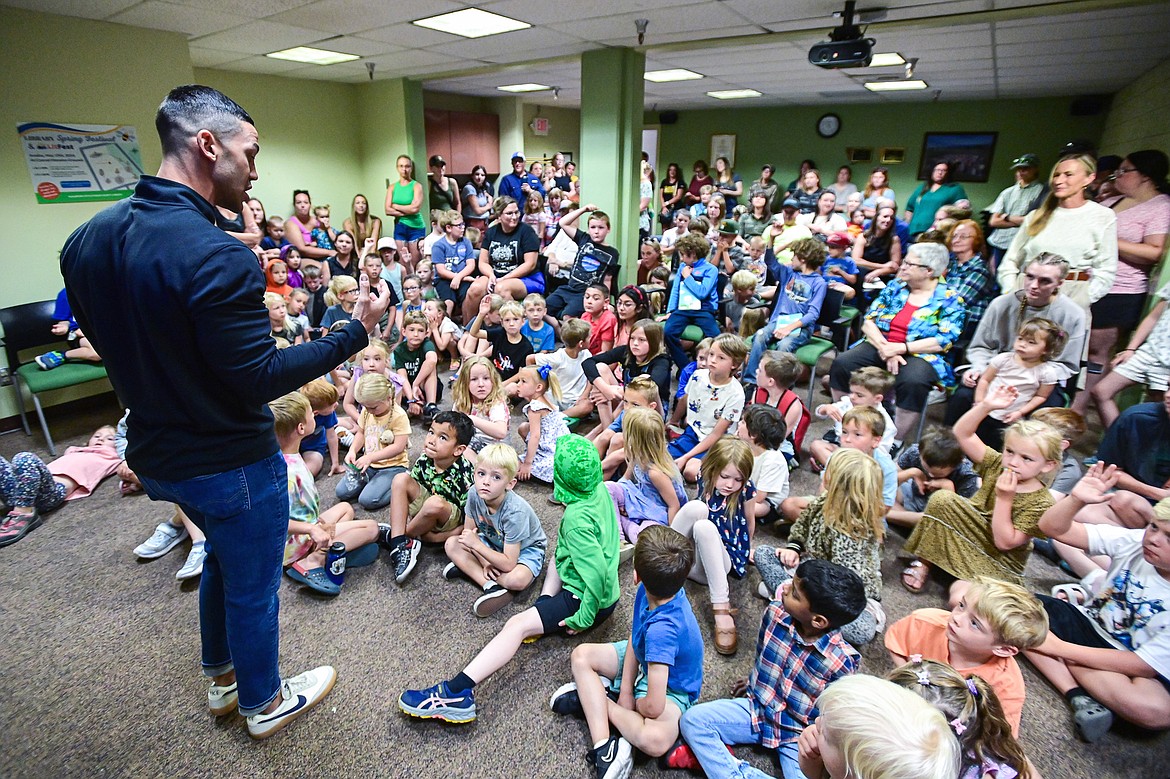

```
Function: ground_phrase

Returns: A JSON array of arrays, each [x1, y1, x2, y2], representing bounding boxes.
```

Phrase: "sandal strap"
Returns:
[[712, 606, 739, 616]]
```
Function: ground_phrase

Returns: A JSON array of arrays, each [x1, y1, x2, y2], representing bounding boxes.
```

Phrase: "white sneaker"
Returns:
[[176, 541, 206, 580], [208, 680, 238, 716], [134, 522, 188, 559], [246, 665, 337, 740]]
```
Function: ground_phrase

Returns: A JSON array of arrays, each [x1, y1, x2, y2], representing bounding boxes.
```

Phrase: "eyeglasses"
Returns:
[[343, 288, 361, 294], [904, 262, 933, 270], [1114, 166, 1138, 176]]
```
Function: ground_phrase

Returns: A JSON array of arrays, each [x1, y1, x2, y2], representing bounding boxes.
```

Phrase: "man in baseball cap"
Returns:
[[498, 150, 544, 201], [985, 153, 1046, 267]]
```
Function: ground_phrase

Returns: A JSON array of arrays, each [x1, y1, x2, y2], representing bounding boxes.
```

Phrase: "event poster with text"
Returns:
[[17, 122, 145, 204]]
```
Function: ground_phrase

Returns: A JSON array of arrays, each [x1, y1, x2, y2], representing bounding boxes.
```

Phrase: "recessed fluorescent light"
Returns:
[[413, 9, 530, 39], [864, 79, 928, 91], [868, 52, 906, 67], [644, 68, 704, 83], [497, 83, 552, 93], [706, 89, 762, 100], [266, 46, 359, 65]]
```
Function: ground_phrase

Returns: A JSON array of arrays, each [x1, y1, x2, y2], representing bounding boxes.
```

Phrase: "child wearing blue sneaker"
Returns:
[[399, 434, 620, 724], [550, 524, 704, 779], [270, 391, 379, 596]]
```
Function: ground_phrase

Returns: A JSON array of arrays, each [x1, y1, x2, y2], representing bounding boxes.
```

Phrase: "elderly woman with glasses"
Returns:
[[829, 242, 966, 442]]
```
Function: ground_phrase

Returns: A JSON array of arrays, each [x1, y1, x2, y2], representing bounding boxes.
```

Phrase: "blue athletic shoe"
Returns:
[[398, 681, 476, 723], [35, 351, 65, 370]]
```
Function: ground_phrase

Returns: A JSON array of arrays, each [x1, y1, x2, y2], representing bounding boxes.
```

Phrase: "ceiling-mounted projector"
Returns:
[[809, 1, 875, 69]]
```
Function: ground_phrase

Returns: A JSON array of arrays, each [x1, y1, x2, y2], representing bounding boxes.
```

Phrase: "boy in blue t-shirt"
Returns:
[[663, 233, 722, 369], [431, 210, 477, 315], [298, 379, 344, 478], [521, 293, 555, 352], [550, 524, 704, 779], [822, 232, 859, 300]]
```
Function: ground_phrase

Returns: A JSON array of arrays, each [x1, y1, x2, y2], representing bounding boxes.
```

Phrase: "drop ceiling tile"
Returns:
[[108, 1, 249, 38], [170, 0, 316, 17], [266, 0, 461, 35], [189, 20, 331, 53], [320, 35, 406, 57], [189, 46, 250, 67], [479, 0, 710, 27], [0, 0, 138, 19], [359, 22, 461, 47], [222, 55, 311, 75], [434, 26, 584, 59]]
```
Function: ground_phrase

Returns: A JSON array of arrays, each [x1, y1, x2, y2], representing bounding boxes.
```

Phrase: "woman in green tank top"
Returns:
[[385, 154, 425, 272]]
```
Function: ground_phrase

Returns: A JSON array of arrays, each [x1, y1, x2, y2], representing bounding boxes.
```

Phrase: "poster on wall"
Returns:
[[17, 122, 145, 204]]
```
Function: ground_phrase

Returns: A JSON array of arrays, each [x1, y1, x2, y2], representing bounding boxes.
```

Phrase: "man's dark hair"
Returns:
[[743, 404, 787, 451], [796, 559, 866, 629], [634, 525, 695, 599], [432, 410, 474, 447], [156, 85, 254, 155]]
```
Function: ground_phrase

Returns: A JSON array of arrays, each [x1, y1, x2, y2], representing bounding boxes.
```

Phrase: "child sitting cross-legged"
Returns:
[[596, 375, 664, 476], [441, 443, 547, 618], [378, 410, 475, 584], [663, 233, 722, 369], [335, 373, 412, 511], [469, 297, 533, 384], [394, 311, 440, 423], [670, 559, 867, 778], [809, 366, 894, 470], [520, 293, 555, 353], [670, 333, 748, 484], [271, 391, 378, 597], [529, 317, 593, 419], [605, 407, 688, 559], [781, 406, 896, 522], [756, 448, 886, 646], [887, 425, 980, 529], [1027, 467, 1170, 742], [899, 385, 1059, 594], [399, 434, 620, 724], [550, 524, 704, 779], [451, 355, 510, 456], [297, 378, 344, 478], [886, 577, 1048, 736], [888, 657, 1036, 779]]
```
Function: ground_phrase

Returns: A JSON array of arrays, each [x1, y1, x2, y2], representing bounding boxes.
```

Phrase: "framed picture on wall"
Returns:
[[879, 147, 905, 164], [710, 134, 736, 167], [847, 147, 873, 163], [918, 132, 998, 182]]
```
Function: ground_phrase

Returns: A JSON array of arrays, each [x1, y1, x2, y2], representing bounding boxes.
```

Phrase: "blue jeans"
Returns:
[[664, 310, 721, 368], [139, 452, 288, 716], [680, 697, 807, 779], [744, 324, 812, 380]]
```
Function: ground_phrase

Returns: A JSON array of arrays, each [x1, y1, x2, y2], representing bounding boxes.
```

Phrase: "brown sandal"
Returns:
[[712, 605, 739, 656]]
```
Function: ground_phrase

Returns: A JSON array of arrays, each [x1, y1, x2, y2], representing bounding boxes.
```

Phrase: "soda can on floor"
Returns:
[[326, 542, 347, 586]]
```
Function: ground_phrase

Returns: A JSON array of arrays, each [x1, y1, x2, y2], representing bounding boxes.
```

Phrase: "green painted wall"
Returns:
[[650, 97, 1108, 210], [0, 8, 194, 419], [522, 104, 580, 164], [194, 68, 365, 228]]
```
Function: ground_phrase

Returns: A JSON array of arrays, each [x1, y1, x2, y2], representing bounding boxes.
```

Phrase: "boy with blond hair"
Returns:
[[887, 577, 1048, 736], [723, 270, 761, 333], [469, 297, 533, 382], [810, 366, 895, 468], [521, 292, 555, 352], [270, 391, 378, 597]]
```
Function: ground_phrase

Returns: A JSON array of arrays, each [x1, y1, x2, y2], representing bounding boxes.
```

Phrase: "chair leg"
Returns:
[[807, 362, 819, 409], [30, 393, 57, 457], [916, 395, 930, 444], [13, 375, 31, 436]]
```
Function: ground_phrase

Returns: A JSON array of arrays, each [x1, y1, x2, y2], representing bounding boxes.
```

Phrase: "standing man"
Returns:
[[60, 85, 392, 740], [985, 153, 1047, 271], [497, 151, 545, 202]]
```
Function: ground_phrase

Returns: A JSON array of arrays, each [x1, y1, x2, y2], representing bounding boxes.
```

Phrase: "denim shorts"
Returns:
[[394, 222, 426, 243], [609, 639, 695, 714]]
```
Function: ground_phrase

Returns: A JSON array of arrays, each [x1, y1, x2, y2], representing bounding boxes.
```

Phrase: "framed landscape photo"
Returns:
[[879, 147, 905, 165], [847, 147, 872, 163], [918, 132, 998, 182]]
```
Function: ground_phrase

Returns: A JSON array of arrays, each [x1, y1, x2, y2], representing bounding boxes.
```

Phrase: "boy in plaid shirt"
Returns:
[[674, 560, 866, 778]]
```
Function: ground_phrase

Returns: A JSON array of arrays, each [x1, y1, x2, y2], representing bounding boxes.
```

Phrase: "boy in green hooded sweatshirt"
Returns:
[[399, 433, 621, 724]]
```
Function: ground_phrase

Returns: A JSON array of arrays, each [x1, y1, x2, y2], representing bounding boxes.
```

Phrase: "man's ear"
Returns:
[[194, 128, 218, 163]]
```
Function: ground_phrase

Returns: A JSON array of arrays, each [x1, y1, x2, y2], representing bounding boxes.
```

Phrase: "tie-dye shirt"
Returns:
[[283, 452, 319, 566]]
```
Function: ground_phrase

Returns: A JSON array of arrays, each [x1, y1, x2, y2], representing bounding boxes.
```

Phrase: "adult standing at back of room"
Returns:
[[59, 85, 393, 741], [984, 153, 1046, 271], [385, 154, 426, 273], [904, 161, 968, 237]]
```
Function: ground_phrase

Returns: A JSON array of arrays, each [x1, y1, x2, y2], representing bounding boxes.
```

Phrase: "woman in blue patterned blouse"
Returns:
[[829, 241, 966, 444]]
